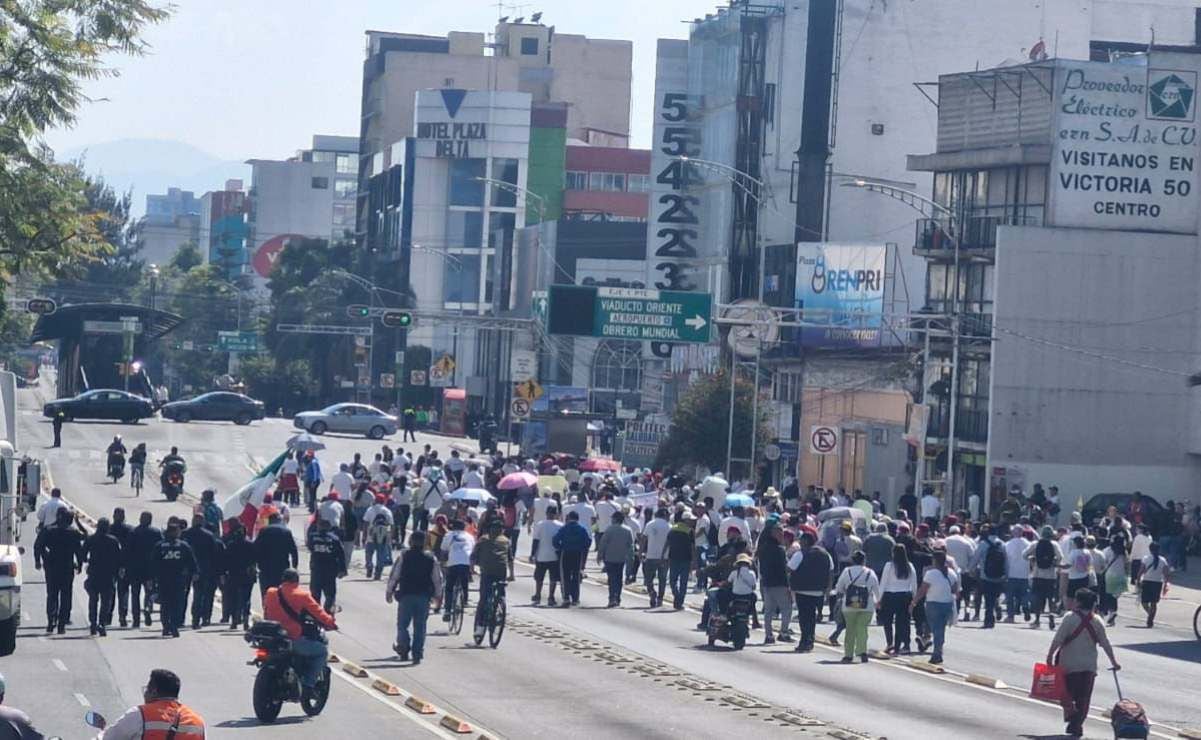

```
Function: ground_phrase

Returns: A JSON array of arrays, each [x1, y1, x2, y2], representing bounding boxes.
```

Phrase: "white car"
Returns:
[[292, 403, 399, 439], [0, 544, 20, 655]]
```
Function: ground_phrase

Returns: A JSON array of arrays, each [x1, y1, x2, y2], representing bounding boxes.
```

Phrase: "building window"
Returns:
[[334, 179, 355, 198], [491, 158, 520, 207], [592, 340, 642, 391], [446, 210, 483, 248], [332, 202, 355, 226], [588, 172, 626, 192], [442, 254, 481, 303], [565, 171, 588, 190], [335, 154, 355, 174], [448, 158, 486, 206], [627, 174, 650, 192], [311, 152, 335, 163], [311, 177, 329, 189], [772, 371, 803, 403], [520, 37, 539, 56]]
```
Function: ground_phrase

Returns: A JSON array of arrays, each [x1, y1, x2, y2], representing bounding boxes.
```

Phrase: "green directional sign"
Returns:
[[547, 285, 712, 344], [218, 331, 259, 352]]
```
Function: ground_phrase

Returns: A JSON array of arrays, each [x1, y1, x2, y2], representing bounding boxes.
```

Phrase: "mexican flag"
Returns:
[[221, 450, 290, 536]]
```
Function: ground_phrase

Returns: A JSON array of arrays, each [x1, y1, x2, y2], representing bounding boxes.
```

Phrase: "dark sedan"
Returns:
[[42, 389, 155, 423], [161, 391, 265, 425], [1081, 492, 1166, 534]]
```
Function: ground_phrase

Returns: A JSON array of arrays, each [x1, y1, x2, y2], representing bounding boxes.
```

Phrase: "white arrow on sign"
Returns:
[[684, 315, 707, 330]]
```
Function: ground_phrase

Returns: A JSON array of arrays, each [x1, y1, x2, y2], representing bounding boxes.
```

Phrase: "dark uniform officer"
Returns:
[[109, 508, 134, 627], [305, 518, 347, 612], [182, 515, 222, 629], [81, 517, 122, 636], [151, 522, 197, 638], [51, 411, 64, 447], [128, 512, 163, 627], [253, 513, 298, 601], [33, 508, 84, 633], [220, 522, 255, 630]]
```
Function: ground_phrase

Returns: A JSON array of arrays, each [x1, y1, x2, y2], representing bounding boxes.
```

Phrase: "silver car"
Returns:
[[293, 403, 399, 439]]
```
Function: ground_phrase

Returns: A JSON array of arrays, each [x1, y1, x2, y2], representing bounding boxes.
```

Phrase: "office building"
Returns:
[[198, 180, 248, 280]]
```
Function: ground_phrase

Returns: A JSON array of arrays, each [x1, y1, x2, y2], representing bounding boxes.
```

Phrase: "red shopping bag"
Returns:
[[1029, 662, 1066, 702]]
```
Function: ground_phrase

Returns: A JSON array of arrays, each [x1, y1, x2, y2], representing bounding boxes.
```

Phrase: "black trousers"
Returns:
[[225, 578, 251, 627], [561, 551, 584, 603], [86, 578, 115, 628], [259, 571, 283, 602], [793, 593, 823, 646], [310, 569, 338, 612], [129, 575, 151, 625], [533, 560, 560, 599], [604, 561, 625, 604], [116, 573, 133, 623], [305, 481, 319, 512], [190, 572, 217, 625], [45, 570, 74, 626], [412, 509, 430, 534], [393, 505, 411, 544], [879, 591, 912, 649], [158, 578, 185, 633]]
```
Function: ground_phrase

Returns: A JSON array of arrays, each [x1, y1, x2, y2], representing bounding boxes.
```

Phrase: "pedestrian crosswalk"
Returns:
[[52, 449, 240, 467]]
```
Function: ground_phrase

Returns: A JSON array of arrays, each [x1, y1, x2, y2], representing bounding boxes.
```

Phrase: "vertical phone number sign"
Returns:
[[645, 39, 703, 359]]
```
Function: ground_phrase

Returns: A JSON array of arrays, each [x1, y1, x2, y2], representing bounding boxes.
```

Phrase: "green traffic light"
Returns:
[[397, 313, 412, 327]]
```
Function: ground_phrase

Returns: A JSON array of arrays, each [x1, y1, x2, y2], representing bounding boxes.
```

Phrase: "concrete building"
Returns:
[[198, 180, 248, 280], [357, 18, 632, 245], [908, 51, 1201, 512], [246, 135, 357, 286], [563, 145, 650, 222], [139, 188, 202, 266], [145, 188, 200, 225]]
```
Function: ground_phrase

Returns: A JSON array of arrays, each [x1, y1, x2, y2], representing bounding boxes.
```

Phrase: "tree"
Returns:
[[655, 370, 771, 477], [169, 241, 203, 272], [51, 171, 144, 298], [240, 354, 316, 415]]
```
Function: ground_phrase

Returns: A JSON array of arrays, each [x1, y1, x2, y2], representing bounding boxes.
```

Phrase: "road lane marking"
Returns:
[[52, 658, 68, 672], [326, 667, 457, 739], [74, 693, 90, 707]]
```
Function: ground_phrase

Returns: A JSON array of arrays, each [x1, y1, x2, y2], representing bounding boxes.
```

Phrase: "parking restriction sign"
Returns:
[[809, 425, 840, 456], [510, 398, 531, 419]]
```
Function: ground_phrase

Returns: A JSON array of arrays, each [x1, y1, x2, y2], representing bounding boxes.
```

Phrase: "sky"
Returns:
[[45, 0, 709, 161]]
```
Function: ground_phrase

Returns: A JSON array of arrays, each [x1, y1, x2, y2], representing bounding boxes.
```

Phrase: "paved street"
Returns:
[[9, 390, 1201, 739]]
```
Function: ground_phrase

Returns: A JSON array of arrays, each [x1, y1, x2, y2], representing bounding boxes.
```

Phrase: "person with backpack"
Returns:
[[413, 464, 448, 533], [833, 550, 881, 663], [1046, 589, 1120, 738], [973, 524, 1007, 628], [1139, 541, 1171, 628], [363, 494, 394, 580], [1025, 526, 1064, 629]]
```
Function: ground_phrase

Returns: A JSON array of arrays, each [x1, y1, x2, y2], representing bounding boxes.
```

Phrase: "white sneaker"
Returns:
[[474, 626, 485, 639]]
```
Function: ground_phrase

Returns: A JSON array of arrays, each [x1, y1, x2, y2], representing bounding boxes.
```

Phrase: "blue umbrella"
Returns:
[[725, 492, 755, 509]]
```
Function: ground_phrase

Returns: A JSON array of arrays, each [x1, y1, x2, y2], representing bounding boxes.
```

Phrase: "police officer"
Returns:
[[81, 517, 121, 636], [151, 521, 197, 638], [220, 521, 255, 630], [182, 514, 222, 629], [128, 511, 162, 628], [51, 410, 64, 448], [109, 507, 134, 628], [253, 512, 298, 601], [33, 508, 84, 634], [306, 518, 346, 612]]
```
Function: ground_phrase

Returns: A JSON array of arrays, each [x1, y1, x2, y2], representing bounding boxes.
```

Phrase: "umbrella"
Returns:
[[286, 432, 326, 452], [724, 492, 755, 509], [579, 458, 621, 473], [700, 475, 730, 500], [498, 471, 538, 490], [448, 487, 494, 504]]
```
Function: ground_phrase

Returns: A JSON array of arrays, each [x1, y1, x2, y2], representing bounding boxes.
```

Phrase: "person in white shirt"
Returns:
[[36, 488, 70, 530], [834, 550, 882, 662], [528, 489, 554, 532], [1129, 526, 1152, 585], [329, 464, 354, 500], [414, 468, 448, 532], [942, 526, 976, 620], [912, 550, 960, 664], [462, 464, 485, 489], [529, 506, 564, 605], [445, 451, 467, 486], [879, 545, 917, 654], [919, 490, 941, 526], [1003, 529, 1033, 623], [719, 508, 751, 546], [1138, 542, 1171, 628], [317, 493, 344, 529], [730, 553, 758, 597], [641, 507, 672, 607], [594, 494, 619, 537], [440, 520, 475, 620], [368, 453, 384, 478], [1099, 532, 1129, 625]]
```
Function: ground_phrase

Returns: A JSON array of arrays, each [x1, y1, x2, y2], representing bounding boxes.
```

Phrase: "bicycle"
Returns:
[[474, 579, 507, 648], [1193, 603, 1200, 642], [130, 465, 143, 497], [445, 577, 467, 636]]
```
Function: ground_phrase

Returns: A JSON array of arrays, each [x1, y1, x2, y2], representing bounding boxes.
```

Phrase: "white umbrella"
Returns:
[[286, 432, 326, 452], [448, 487, 494, 504]]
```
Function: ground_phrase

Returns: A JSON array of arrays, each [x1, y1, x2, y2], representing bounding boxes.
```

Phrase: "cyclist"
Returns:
[[472, 519, 510, 641], [129, 443, 147, 493], [440, 519, 475, 622]]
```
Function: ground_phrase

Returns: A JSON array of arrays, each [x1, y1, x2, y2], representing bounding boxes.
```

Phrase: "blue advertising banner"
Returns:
[[795, 243, 886, 348]]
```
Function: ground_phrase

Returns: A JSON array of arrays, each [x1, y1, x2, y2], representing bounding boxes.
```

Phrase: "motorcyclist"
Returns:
[[182, 514, 223, 629], [82, 517, 122, 636], [159, 446, 186, 492], [305, 518, 346, 612], [263, 568, 338, 695], [105, 435, 127, 479], [151, 520, 197, 638], [128, 512, 163, 628]]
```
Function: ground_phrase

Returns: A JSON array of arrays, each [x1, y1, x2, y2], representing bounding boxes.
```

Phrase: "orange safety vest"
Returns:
[[139, 699, 205, 740]]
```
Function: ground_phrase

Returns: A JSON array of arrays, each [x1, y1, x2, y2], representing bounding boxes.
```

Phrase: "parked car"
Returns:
[[0, 544, 21, 656], [42, 389, 155, 423], [293, 403, 398, 439], [161, 391, 265, 425], [1081, 492, 1167, 534]]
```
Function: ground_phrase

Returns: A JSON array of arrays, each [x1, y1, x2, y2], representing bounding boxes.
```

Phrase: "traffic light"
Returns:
[[346, 304, 371, 318], [380, 310, 414, 328]]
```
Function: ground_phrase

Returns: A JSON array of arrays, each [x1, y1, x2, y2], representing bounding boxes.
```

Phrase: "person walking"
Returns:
[[1004, 527, 1032, 623], [387, 531, 443, 664], [641, 507, 671, 608], [1139, 541, 1171, 628], [1026, 526, 1064, 629], [127, 512, 162, 628], [305, 518, 347, 612], [757, 522, 792, 644], [33, 508, 85, 634], [220, 521, 255, 630], [530, 505, 563, 606], [109, 508, 134, 628], [182, 515, 222, 629], [912, 549, 959, 664], [879, 544, 917, 654], [51, 410, 63, 448], [1100, 532, 1129, 626], [1046, 589, 1120, 738], [973, 524, 1007, 628], [787, 528, 833, 653], [81, 517, 121, 637], [254, 512, 298, 601], [834, 550, 881, 663], [151, 521, 197, 638], [598, 512, 635, 608], [402, 407, 417, 442], [666, 512, 695, 610], [554, 511, 592, 607]]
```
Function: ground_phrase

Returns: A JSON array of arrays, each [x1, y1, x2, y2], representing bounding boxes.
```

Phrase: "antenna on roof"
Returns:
[[531, 11, 542, 22], [513, 16, 524, 23], [499, 15, 509, 22]]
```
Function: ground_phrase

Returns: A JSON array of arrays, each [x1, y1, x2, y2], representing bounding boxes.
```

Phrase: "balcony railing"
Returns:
[[916, 215, 1027, 252], [927, 406, 989, 444]]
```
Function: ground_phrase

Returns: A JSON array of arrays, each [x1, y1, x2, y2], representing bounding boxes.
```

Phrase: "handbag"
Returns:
[[276, 589, 325, 643], [843, 569, 870, 609], [1030, 661, 1067, 702]]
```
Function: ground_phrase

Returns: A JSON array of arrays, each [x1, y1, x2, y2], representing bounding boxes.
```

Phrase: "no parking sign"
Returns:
[[809, 425, 840, 456]]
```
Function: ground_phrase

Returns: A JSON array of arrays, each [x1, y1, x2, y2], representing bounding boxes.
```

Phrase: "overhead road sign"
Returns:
[[218, 331, 259, 352], [546, 285, 712, 344]]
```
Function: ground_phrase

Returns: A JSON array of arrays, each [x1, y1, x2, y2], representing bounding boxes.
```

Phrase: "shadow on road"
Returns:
[[1118, 638, 1201, 662], [216, 716, 310, 728]]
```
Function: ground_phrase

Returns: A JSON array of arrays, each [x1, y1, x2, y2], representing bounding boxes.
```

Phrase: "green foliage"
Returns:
[[240, 354, 315, 414], [168, 241, 203, 272], [152, 261, 242, 393], [53, 170, 144, 298], [655, 370, 771, 476]]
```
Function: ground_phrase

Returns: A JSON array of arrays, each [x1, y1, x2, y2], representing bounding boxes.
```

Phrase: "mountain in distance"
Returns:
[[57, 138, 251, 217]]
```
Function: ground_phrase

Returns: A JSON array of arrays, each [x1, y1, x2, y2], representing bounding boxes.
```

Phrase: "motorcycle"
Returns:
[[707, 593, 752, 650], [161, 460, 186, 502], [245, 619, 331, 723], [106, 452, 126, 484]]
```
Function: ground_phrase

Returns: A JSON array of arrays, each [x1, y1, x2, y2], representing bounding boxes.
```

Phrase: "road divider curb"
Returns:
[[906, 660, 946, 675], [405, 696, 437, 714], [965, 674, 1006, 689], [439, 714, 474, 733], [327, 654, 339, 663], [1177, 728, 1201, 739], [867, 649, 891, 660], [341, 661, 368, 677], [371, 678, 402, 696]]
